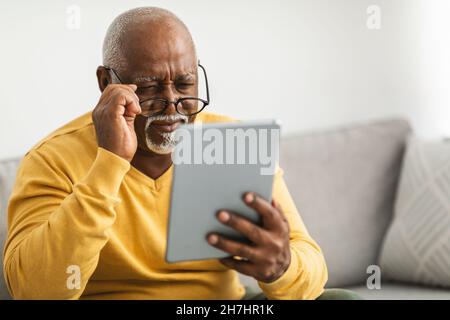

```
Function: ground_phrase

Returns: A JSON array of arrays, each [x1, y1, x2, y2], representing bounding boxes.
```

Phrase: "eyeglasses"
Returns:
[[104, 62, 210, 117]]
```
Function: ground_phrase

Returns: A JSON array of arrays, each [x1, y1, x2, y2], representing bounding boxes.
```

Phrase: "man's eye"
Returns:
[[136, 85, 158, 94], [138, 84, 158, 90]]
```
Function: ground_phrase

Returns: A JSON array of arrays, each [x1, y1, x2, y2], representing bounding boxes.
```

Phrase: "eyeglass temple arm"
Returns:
[[104, 66, 124, 85], [198, 61, 210, 103]]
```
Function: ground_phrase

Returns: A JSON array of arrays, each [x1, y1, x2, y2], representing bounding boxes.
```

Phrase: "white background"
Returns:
[[0, 0, 449, 159]]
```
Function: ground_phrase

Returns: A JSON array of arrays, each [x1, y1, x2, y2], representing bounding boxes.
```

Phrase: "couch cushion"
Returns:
[[280, 119, 411, 287], [0, 157, 21, 300], [379, 138, 450, 287], [345, 282, 450, 300]]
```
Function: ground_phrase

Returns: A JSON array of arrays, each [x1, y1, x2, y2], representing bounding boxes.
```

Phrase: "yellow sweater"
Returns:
[[3, 111, 327, 300]]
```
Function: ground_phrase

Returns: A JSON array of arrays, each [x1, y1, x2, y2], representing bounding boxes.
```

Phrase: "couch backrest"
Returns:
[[280, 118, 411, 287], [0, 157, 20, 300]]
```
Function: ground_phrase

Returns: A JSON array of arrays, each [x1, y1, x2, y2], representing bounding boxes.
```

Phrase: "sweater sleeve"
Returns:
[[257, 168, 328, 300], [3, 147, 130, 299]]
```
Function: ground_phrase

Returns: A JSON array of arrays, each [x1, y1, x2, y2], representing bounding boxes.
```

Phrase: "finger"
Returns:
[[123, 86, 142, 115], [127, 84, 137, 91], [124, 95, 141, 117], [121, 84, 140, 104], [272, 199, 289, 225], [107, 84, 140, 106], [107, 83, 137, 93], [243, 192, 283, 231], [207, 233, 262, 262], [104, 83, 134, 96], [219, 257, 256, 277], [216, 210, 269, 245], [110, 91, 141, 117], [117, 85, 140, 105]]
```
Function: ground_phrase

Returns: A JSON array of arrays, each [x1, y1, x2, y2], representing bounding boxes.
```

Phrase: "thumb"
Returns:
[[127, 84, 137, 91]]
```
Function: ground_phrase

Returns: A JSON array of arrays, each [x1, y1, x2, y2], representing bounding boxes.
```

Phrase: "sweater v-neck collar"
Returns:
[[128, 163, 174, 191]]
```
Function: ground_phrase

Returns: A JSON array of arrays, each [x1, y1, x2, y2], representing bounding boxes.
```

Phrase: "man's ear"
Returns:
[[96, 66, 112, 92]]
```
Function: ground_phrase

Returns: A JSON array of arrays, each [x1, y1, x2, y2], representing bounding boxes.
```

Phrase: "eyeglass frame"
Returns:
[[103, 61, 210, 117]]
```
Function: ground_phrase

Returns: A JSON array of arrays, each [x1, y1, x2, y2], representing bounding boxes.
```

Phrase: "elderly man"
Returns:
[[3, 7, 342, 300]]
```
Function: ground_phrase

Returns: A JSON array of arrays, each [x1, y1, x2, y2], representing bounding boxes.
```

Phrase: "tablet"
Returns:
[[166, 119, 280, 263]]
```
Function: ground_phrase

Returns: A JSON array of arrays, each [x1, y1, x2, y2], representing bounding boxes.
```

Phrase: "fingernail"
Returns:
[[245, 193, 254, 203], [218, 211, 230, 222], [208, 234, 218, 245]]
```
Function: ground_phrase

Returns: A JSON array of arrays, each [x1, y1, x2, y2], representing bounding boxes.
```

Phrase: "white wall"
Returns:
[[0, 0, 449, 159]]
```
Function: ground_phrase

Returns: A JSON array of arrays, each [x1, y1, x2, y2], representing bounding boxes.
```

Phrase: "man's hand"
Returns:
[[207, 192, 291, 283], [92, 84, 141, 162]]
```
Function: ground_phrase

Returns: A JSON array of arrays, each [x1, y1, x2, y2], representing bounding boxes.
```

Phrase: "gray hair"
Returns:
[[102, 7, 195, 71]]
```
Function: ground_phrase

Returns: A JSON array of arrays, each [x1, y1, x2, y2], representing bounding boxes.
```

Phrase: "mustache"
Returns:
[[145, 114, 189, 125]]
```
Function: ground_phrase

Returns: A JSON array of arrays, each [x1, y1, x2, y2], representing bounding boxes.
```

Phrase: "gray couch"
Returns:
[[1, 118, 450, 300]]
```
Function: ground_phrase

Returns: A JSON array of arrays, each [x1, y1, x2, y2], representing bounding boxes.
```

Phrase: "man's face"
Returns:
[[117, 21, 199, 155]]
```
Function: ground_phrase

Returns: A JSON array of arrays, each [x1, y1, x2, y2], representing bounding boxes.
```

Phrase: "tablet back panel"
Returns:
[[166, 120, 280, 262]]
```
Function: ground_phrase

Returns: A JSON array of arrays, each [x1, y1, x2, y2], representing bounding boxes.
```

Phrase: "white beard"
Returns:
[[144, 114, 188, 155]]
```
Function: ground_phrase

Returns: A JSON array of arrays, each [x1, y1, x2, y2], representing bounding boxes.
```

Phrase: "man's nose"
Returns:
[[160, 84, 177, 114]]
